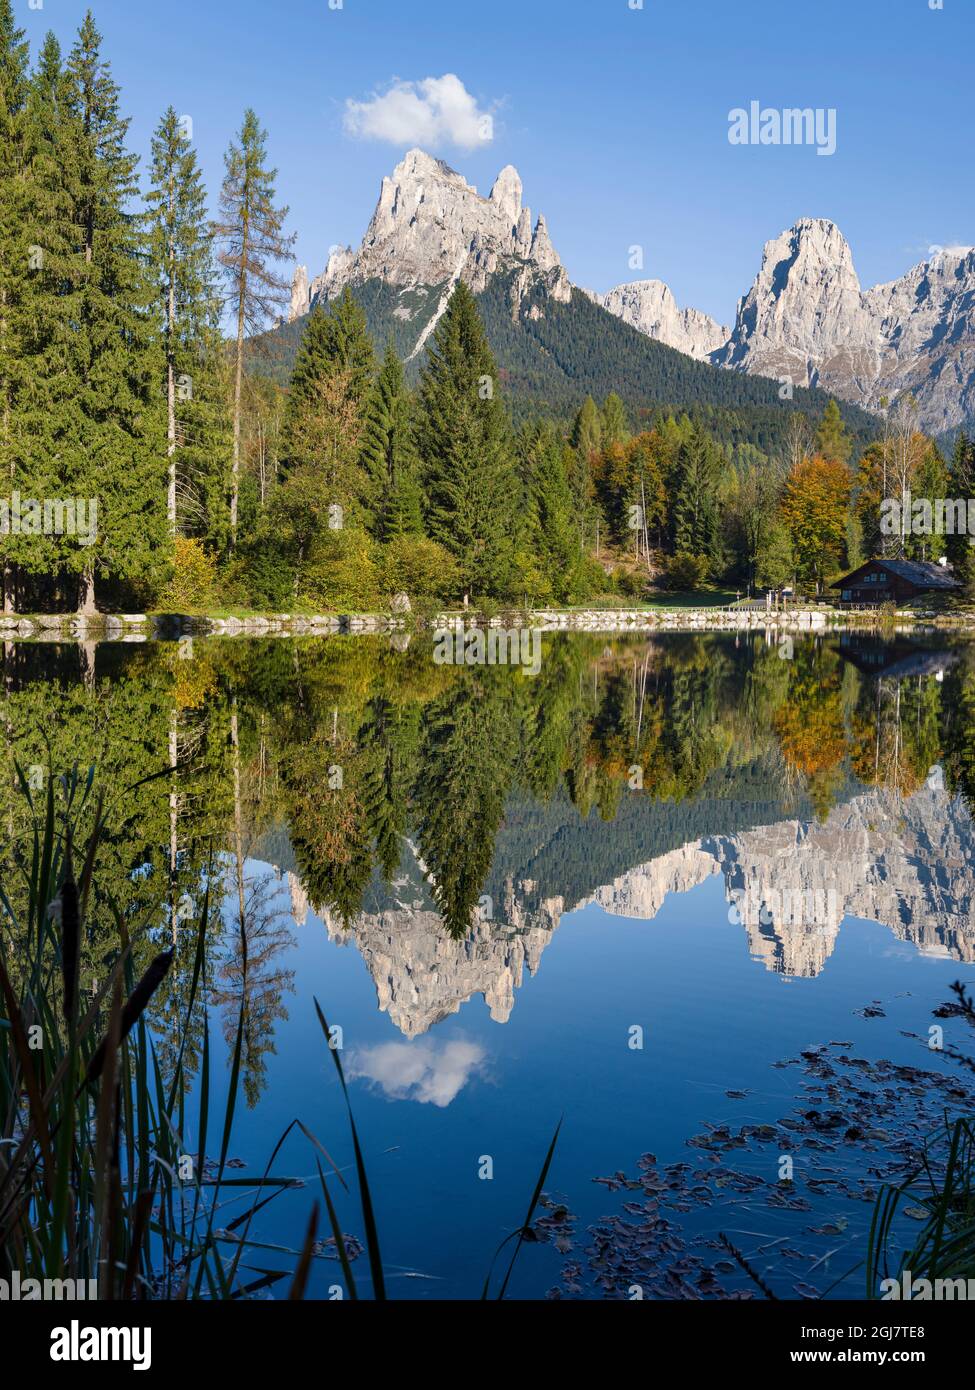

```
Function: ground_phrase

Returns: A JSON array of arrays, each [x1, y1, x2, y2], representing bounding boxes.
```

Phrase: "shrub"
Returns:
[[158, 537, 217, 611], [664, 552, 710, 590], [302, 527, 381, 611], [377, 535, 459, 603], [617, 567, 649, 599]]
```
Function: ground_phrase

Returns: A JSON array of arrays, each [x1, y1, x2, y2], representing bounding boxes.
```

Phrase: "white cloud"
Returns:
[[343, 74, 494, 151], [346, 1038, 487, 1107]]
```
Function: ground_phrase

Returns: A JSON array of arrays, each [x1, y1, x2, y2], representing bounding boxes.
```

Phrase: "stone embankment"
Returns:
[[0, 612, 408, 641], [0, 605, 961, 641], [526, 607, 833, 633]]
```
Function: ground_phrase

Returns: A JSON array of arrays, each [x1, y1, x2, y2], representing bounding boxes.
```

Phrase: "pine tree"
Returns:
[[815, 398, 853, 466], [320, 288, 375, 409], [62, 12, 168, 612], [601, 392, 630, 448], [905, 442, 948, 563], [672, 427, 723, 564], [281, 294, 376, 523], [216, 110, 294, 548], [147, 108, 230, 544], [567, 395, 599, 550], [13, 32, 74, 609], [947, 431, 975, 595], [417, 283, 519, 603], [361, 343, 423, 540], [284, 304, 331, 443], [519, 423, 583, 602], [0, 1, 30, 610], [570, 395, 602, 458]]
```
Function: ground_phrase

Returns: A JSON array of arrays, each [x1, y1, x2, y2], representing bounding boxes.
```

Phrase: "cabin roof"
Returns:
[[830, 558, 961, 591]]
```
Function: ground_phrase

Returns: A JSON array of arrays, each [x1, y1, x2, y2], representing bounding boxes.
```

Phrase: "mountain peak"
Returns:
[[714, 216, 867, 377], [391, 146, 470, 190], [770, 217, 857, 273], [290, 149, 568, 320], [598, 279, 729, 361], [489, 164, 523, 225]]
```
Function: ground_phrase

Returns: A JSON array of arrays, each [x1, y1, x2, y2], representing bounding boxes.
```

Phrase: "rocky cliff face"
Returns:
[[713, 219, 878, 384], [290, 157, 973, 431], [597, 280, 729, 361], [600, 218, 975, 434], [321, 896, 562, 1038], [711, 220, 975, 433], [863, 247, 975, 434], [587, 781, 975, 978], [290, 780, 975, 1036], [289, 147, 571, 328]]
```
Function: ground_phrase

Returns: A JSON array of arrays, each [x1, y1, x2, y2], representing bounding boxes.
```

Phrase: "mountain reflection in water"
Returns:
[[6, 629, 975, 1299], [3, 631, 975, 1043]]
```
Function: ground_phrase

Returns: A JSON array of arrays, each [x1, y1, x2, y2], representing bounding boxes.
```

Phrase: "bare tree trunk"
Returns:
[[167, 207, 178, 535], [78, 566, 98, 616], [230, 213, 250, 551], [79, 640, 97, 691], [169, 712, 179, 943], [231, 706, 247, 937]]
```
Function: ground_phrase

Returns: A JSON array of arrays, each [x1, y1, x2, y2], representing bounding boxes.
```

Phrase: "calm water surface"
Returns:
[[6, 630, 975, 1299]]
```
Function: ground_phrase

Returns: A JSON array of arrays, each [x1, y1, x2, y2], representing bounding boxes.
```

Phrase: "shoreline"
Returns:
[[1, 605, 972, 641]]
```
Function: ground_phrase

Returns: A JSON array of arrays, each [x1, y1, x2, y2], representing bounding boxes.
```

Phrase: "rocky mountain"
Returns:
[[602, 218, 975, 436], [587, 781, 975, 978], [594, 280, 729, 362], [322, 902, 562, 1038], [267, 153, 876, 452], [282, 779, 975, 1037], [713, 219, 975, 435], [289, 147, 570, 359], [283, 152, 973, 435]]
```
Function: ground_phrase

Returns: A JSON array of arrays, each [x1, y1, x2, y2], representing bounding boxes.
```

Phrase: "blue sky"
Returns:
[[26, 0, 974, 326]]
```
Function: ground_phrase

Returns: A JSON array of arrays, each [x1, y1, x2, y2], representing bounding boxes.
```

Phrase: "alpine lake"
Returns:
[[6, 625, 975, 1301]]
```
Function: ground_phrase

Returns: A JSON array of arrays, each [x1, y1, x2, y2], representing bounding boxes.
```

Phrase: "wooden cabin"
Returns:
[[830, 558, 961, 607]]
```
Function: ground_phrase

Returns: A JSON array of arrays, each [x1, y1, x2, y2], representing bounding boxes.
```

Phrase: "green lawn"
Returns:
[[641, 590, 739, 610]]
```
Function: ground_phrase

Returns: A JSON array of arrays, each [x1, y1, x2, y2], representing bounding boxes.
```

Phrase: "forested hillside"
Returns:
[[256, 269, 878, 457]]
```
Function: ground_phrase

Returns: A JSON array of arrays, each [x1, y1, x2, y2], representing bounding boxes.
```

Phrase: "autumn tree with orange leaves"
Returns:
[[780, 455, 853, 591]]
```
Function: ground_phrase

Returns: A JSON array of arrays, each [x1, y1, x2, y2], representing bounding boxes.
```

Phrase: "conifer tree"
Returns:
[[417, 282, 519, 604], [601, 392, 630, 448], [62, 12, 167, 612], [947, 431, 975, 595], [216, 109, 293, 548], [12, 32, 75, 609], [281, 294, 376, 522], [361, 343, 423, 540], [567, 396, 599, 551], [570, 395, 602, 459], [147, 107, 230, 542], [672, 427, 723, 564], [283, 291, 375, 450], [284, 304, 331, 442], [519, 423, 582, 602], [0, 1, 30, 610], [319, 287, 375, 409], [815, 398, 853, 466]]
